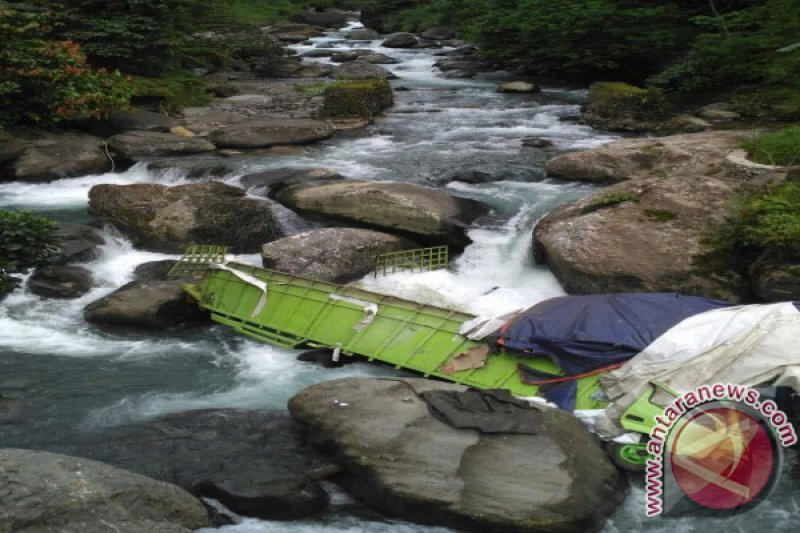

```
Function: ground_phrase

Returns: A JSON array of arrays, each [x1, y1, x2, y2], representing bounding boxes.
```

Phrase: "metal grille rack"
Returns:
[[168, 245, 229, 278], [374, 246, 449, 277]]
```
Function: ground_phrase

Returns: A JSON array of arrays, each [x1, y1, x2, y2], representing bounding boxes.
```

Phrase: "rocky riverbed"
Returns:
[[2, 10, 799, 533]]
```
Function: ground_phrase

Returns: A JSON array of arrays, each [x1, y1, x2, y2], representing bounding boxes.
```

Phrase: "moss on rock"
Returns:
[[321, 79, 394, 120], [583, 82, 669, 132]]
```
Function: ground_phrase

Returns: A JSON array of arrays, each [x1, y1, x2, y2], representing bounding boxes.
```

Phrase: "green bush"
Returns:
[[0, 210, 58, 296], [128, 72, 212, 113], [736, 183, 800, 250], [743, 127, 800, 166], [0, 6, 132, 127], [650, 0, 800, 92]]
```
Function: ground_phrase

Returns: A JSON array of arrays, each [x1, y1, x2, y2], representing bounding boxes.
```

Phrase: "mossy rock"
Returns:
[[321, 79, 394, 120], [583, 82, 669, 132], [731, 87, 800, 122]]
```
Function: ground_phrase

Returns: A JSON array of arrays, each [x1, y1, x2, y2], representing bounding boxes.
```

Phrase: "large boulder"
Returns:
[[289, 378, 627, 533], [261, 228, 416, 283], [275, 179, 490, 248], [321, 80, 394, 120], [132, 260, 180, 282], [497, 81, 540, 94], [268, 23, 326, 43], [0, 448, 210, 533], [81, 109, 179, 137], [28, 265, 93, 299], [210, 119, 333, 149], [381, 32, 419, 48], [256, 59, 333, 78], [84, 279, 209, 330], [361, 52, 399, 65], [535, 131, 757, 300], [545, 131, 737, 183], [347, 29, 381, 40], [331, 61, 395, 81], [107, 131, 215, 162], [241, 167, 344, 196], [88, 182, 279, 253], [1, 133, 110, 182], [52, 222, 105, 264], [61, 410, 338, 521], [582, 82, 669, 132], [289, 9, 349, 29]]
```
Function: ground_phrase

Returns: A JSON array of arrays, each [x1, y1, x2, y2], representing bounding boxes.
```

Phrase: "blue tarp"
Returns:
[[500, 293, 732, 377]]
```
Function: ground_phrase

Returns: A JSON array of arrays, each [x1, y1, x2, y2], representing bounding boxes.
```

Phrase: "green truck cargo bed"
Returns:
[[185, 263, 605, 409]]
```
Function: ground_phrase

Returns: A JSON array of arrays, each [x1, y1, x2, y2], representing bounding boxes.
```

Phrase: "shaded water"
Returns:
[[2, 20, 797, 533]]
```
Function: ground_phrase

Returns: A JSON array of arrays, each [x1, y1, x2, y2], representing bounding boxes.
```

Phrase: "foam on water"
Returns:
[[0, 163, 190, 211]]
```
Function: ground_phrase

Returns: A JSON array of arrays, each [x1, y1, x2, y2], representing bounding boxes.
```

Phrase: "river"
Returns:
[[1, 21, 798, 533]]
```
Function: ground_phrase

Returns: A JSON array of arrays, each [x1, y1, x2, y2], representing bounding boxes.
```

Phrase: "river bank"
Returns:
[[2, 14, 799, 533]]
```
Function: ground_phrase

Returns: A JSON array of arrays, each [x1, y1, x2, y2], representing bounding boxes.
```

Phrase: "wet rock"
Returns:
[[146, 156, 236, 179], [697, 102, 742, 122], [289, 378, 627, 533], [84, 279, 209, 330], [210, 119, 333, 149], [656, 114, 712, 134], [302, 49, 336, 58], [268, 24, 326, 43], [52, 222, 105, 264], [256, 59, 333, 78], [381, 33, 419, 48], [88, 181, 279, 253], [421, 26, 456, 40], [0, 132, 26, 168], [331, 60, 396, 81], [28, 265, 93, 299], [496, 81, 540, 93], [0, 448, 210, 533], [132, 260, 179, 282], [750, 250, 800, 302], [545, 131, 741, 183], [107, 131, 215, 162], [360, 52, 399, 65], [1, 133, 110, 182], [322, 80, 394, 120], [535, 131, 753, 300], [261, 228, 416, 283], [241, 167, 344, 196], [347, 29, 380, 40], [81, 109, 179, 137], [442, 69, 473, 79], [63, 409, 337, 521], [582, 82, 669, 132], [448, 170, 504, 183], [289, 9, 349, 29], [522, 137, 554, 148], [275, 179, 490, 248], [331, 50, 363, 62]]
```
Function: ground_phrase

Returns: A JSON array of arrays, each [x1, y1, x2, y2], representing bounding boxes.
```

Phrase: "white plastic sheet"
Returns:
[[599, 302, 800, 431]]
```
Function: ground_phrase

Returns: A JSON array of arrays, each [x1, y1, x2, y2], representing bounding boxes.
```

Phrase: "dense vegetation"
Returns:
[[743, 127, 800, 166], [0, 210, 58, 296], [0, 0, 358, 127], [369, 0, 800, 99]]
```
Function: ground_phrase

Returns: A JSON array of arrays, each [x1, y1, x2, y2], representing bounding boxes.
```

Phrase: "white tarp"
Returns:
[[598, 302, 800, 433]]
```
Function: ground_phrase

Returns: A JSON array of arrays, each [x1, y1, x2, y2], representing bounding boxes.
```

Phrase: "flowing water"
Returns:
[[1, 21, 797, 533]]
